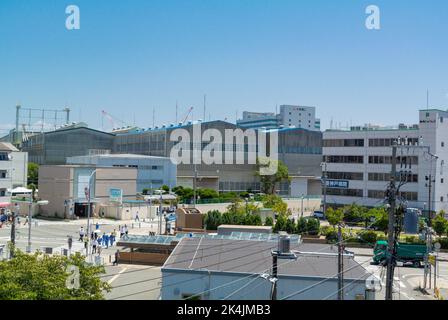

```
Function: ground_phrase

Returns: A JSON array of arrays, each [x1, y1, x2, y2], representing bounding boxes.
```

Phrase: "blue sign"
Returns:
[[109, 188, 123, 203], [326, 180, 349, 189]]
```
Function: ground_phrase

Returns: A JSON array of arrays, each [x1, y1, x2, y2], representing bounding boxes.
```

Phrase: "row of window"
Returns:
[[323, 137, 420, 148], [325, 155, 419, 165], [326, 171, 363, 181], [323, 139, 364, 147], [368, 172, 418, 183], [326, 171, 419, 183], [327, 188, 418, 201], [0, 153, 10, 161]]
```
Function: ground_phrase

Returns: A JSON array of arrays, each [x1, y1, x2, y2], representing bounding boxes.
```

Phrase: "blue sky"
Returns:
[[1, 0, 448, 133]]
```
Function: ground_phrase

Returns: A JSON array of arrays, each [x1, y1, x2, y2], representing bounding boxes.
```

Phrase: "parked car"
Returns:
[[313, 210, 326, 219]]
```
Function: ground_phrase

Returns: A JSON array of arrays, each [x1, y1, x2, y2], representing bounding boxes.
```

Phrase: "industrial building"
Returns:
[[322, 109, 448, 213], [0, 142, 28, 205], [161, 237, 371, 300], [237, 105, 321, 131], [21, 118, 323, 197], [21, 122, 115, 165], [67, 154, 176, 192], [38, 165, 138, 219]]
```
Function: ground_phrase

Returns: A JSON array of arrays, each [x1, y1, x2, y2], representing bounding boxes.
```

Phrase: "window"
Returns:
[[327, 188, 363, 197], [327, 172, 363, 181], [441, 117, 444, 123], [441, 196, 444, 202], [368, 190, 385, 199], [0, 189, 6, 197], [326, 155, 364, 164], [0, 171, 6, 179], [323, 139, 364, 147], [442, 142, 445, 147], [442, 178, 444, 184]]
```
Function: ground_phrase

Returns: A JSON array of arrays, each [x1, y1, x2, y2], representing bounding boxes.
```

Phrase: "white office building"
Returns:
[[322, 109, 448, 213], [66, 154, 177, 193], [0, 142, 28, 204], [279, 105, 320, 131], [237, 105, 321, 131]]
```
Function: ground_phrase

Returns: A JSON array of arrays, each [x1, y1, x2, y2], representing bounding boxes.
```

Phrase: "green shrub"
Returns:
[[264, 216, 274, 226], [306, 218, 320, 235], [273, 214, 288, 232], [437, 237, 448, 250], [358, 230, 378, 245], [204, 210, 222, 230], [296, 217, 307, 234], [325, 230, 338, 243], [286, 218, 296, 234]]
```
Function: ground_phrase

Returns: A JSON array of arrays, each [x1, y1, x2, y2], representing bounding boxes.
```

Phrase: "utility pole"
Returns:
[[27, 198, 32, 253], [271, 253, 278, 300], [338, 223, 344, 300], [385, 141, 398, 300], [158, 193, 163, 235], [9, 211, 16, 259], [193, 163, 198, 207]]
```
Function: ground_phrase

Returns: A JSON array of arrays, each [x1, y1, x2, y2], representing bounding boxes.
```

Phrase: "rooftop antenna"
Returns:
[[152, 107, 155, 128], [203, 94, 207, 122]]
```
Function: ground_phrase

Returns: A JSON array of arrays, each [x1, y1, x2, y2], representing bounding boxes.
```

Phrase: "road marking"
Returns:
[[108, 267, 128, 285]]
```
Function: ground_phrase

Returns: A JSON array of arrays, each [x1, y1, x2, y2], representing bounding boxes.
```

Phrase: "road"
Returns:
[[354, 253, 448, 300]]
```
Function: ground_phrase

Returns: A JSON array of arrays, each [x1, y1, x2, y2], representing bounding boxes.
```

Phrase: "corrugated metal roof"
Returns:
[[163, 237, 370, 280]]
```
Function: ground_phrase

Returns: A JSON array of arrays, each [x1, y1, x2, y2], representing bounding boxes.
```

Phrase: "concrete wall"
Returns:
[[38, 166, 72, 218]]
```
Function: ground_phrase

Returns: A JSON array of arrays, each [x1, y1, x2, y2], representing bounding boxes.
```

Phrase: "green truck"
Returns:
[[373, 240, 427, 267]]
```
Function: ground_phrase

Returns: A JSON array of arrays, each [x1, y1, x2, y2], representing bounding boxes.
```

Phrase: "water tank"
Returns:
[[403, 208, 420, 234], [278, 234, 290, 254]]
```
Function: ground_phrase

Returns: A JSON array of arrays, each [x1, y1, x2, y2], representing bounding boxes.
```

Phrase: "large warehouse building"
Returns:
[[21, 120, 323, 197]]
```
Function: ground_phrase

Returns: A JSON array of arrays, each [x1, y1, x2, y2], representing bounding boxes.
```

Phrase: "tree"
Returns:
[[286, 218, 296, 234], [273, 214, 288, 233], [0, 249, 110, 300], [306, 218, 320, 235], [204, 210, 223, 230], [296, 217, 307, 234], [161, 185, 170, 193], [326, 207, 344, 229], [262, 195, 288, 215], [433, 211, 448, 237], [264, 216, 274, 226], [255, 158, 290, 195], [27, 162, 39, 187], [372, 208, 389, 234], [343, 203, 366, 223], [198, 188, 219, 200]]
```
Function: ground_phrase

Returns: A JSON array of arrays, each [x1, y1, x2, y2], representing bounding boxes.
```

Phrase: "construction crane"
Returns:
[[181, 107, 194, 125], [101, 110, 130, 130]]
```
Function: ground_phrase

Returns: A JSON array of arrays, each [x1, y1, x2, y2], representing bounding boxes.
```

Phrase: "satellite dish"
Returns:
[[365, 275, 381, 291]]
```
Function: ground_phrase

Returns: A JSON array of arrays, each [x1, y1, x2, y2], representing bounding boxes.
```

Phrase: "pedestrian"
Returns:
[[97, 244, 102, 256], [103, 233, 109, 249], [110, 229, 116, 246], [83, 237, 88, 250], [95, 222, 99, 230], [97, 235, 102, 247], [135, 211, 140, 222], [113, 250, 120, 266], [124, 224, 129, 235], [92, 238, 98, 254], [79, 227, 85, 241], [119, 225, 124, 238]]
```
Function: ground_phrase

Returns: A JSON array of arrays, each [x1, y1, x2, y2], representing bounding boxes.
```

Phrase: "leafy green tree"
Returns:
[[0, 249, 110, 300], [273, 214, 288, 232], [296, 217, 307, 234], [343, 203, 366, 223], [286, 218, 296, 234], [433, 211, 448, 237], [264, 216, 274, 226], [198, 188, 219, 199], [326, 207, 344, 229], [204, 210, 223, 230], [161, 185, 170, 193], [27, 162, 39, 187], [255, 158, 290, 194], [372, 208, 389, 234], [306, 218, 320, 235]]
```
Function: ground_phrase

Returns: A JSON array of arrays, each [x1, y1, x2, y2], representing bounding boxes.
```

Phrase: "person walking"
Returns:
[[92, 238, 98, 254], [135, 211, 140, 222], [119, 225, 124, 238], [124, 224, 129, 235], [79, 227, 85, 241], [110, 229, 117, 246], [113, 250, 120, 266], [103, 233, 109, 249]]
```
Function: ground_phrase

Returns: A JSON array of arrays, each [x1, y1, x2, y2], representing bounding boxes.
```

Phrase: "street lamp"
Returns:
[[84, 169, 97, 260]]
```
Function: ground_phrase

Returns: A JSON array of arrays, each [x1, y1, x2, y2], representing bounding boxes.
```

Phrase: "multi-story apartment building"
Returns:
[[236, 111, 279, 130], [0, 142, 28, 203], [322, 109, 448, 213]]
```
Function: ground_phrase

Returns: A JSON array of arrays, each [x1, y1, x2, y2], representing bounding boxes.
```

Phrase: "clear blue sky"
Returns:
[[1, 0, 448, 133]]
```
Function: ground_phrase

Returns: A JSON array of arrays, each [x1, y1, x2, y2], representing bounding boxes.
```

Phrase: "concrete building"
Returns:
[[161, 237, 371, 300], [38, 165, 137, 219], [67, 154, 176, 193], [0, 142, 28, 204], [237, 106, 321, 131], [236, 111, 279, 130], [322, 109, 448, 213], [279, 105, 320, 131]]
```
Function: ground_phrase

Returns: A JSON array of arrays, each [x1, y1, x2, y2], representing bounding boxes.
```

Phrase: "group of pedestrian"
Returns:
[[118, 225, 129, 238], [79, 225, 118, 254]]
